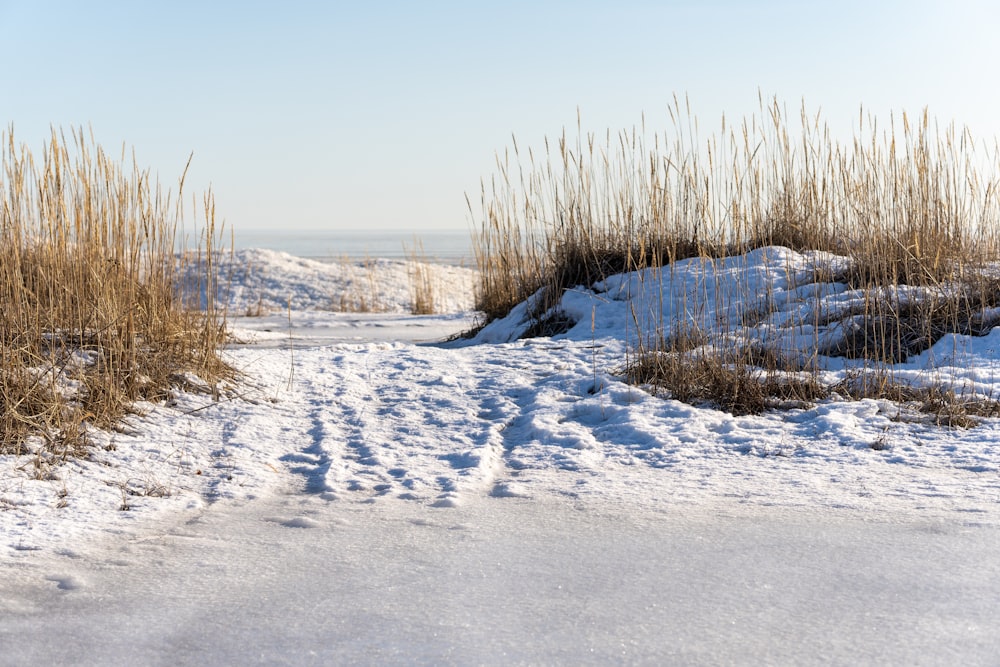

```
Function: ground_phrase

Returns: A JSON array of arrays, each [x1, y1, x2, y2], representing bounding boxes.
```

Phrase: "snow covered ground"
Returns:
[[199, 247, 477, 314], [3, 246, 1000, 664]]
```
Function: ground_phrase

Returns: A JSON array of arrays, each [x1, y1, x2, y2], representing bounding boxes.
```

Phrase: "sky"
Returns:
[[2, 0, 1000, 235]]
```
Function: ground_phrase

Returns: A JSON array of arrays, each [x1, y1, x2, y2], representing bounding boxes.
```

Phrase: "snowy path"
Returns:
[[281, 339, 615, 507], [222, 320, 1000, 519], [4, 493, 999, 666]]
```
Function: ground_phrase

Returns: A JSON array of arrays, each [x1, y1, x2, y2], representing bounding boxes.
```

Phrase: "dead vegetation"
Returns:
[[471, 95, 1000, 420], [405, 240, 438, 315], [1, 127, 229, 458]]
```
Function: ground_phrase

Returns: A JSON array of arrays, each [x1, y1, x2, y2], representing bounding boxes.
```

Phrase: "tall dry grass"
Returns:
[[1, 127, 228, 460], [334, 255, 385, 313], [471, 95, 1000, 417], [405, 239, 438, 315]]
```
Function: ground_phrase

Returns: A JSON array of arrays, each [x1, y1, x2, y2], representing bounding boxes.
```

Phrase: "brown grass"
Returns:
[[1, 127, 229, 458], [334, 255, 385, 313], [624, 347, 830, 416], [404, 239, 437, 315], [834, 371, 1000, 427], [471, 94, 1000, 417]]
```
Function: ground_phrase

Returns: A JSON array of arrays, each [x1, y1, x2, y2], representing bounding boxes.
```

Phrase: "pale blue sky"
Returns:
[[3, 1, 999, 233]]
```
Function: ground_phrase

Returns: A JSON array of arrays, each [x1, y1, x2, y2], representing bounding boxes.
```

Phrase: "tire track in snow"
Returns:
[[354, 344, 512, 506], [278, 348, 394, 500], [279, 343, 510, 506], [477, 340, 619, 499], [351, 340, 619, 505], [276, 364, 341, 497], [269, 338, 631, 507]]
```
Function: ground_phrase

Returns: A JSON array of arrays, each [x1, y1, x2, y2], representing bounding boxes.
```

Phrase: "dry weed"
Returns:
[[1, 127, 229, 456], [472, 95, 1000, 417], [405, 240, 437, 315]]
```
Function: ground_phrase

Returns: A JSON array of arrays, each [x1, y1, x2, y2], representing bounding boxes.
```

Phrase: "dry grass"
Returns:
[[471, 95, 1000, 417], [624, 346, 830, 416], [335, 240, 450, 316], [833, 370, 1000, 427], [405, 239, 437, 315], [334, 255, 385, 313], [1, 127, 229, 458]]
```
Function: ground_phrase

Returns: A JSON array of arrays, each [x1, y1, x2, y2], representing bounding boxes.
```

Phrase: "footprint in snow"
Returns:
[[491, 482, 530, 499], [265, 516, 321, 529], [432, 495, 461, 508], [46, 574, 85, 591], [425, 375, 459, 386]]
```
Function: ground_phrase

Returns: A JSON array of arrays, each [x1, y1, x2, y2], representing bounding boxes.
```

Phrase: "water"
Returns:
[[227, 229, 475, 265]]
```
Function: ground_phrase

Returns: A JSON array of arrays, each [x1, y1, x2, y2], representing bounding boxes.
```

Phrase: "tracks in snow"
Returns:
[[267, 339, 612, 507], [228, 332, 1000, 517]]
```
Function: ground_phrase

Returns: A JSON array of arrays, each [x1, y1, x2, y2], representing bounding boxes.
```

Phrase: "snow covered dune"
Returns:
[[184, 247, 477, 314]]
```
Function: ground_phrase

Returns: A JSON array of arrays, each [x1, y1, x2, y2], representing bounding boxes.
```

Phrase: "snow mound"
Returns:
[[183, 248, 477, 314], [467, 246, 1000, 400]]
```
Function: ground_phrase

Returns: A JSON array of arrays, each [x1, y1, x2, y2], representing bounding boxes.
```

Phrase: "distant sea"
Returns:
[[228, 230, 475, 266]]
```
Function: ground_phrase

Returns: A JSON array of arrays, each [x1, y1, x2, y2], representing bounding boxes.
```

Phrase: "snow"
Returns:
[[3, 245, 1000, 664], [193, 247, 477, 314], [4, 495, 1000, 665]]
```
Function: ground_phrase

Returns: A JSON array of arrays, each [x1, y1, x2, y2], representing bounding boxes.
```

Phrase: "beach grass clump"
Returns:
[[471, 95, 1000, 416], [624, 344, 830, 416], [333, 255, 385, 313], [1, 127, 229, 459], [405, 240, 438, 315], [833, 370, 1000, 428]]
